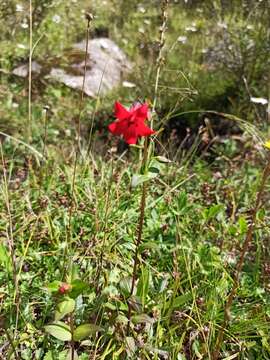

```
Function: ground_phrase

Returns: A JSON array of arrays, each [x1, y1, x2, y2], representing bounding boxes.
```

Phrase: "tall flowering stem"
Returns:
[[213, 151, 270, 359], [108, 101, 155, 332], [127, 138, 149, 333]]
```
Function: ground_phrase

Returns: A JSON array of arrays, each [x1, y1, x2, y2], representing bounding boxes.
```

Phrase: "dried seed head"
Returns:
[[85, 12, 94, 22]]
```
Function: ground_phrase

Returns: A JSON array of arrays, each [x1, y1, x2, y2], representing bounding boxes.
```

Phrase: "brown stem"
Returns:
[[127, 139, 149, 333], [213, 153, 270, 359]]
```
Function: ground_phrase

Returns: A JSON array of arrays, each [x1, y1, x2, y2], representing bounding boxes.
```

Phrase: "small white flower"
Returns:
[[16, 4, 24, 12], [177, 35, 187, 44], [17, 43, 26, 49], [185, 25, 197, 32], [122, 81, 136, 88], [250, 97, 268, 105], [21, 22, 28, 29], [52, 15, 61, 24], [217, 21, 227, 29], [138, 5, 146, 13]]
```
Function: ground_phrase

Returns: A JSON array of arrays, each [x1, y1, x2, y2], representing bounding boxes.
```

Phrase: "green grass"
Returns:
[[0, 1, 270, 359], [0, 139, 270, 359]]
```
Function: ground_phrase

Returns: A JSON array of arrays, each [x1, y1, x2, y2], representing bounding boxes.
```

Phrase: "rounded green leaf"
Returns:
[[45, 322, 71, 341], [73, 324, 101, 341], [55, 298, 75, 320]]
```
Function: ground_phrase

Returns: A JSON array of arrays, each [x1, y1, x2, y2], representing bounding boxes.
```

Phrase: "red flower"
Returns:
[[58, 283, 71, 294], [108, 101, 155, 145]]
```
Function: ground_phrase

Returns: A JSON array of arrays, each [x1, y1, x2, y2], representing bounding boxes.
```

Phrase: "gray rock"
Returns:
[[13, 61, 42, 77], [12, 38, 132, 97], [50, 37, 132, 97]]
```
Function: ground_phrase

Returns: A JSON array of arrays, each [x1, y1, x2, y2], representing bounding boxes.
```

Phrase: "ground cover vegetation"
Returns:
[[0, 0, 270, 359]]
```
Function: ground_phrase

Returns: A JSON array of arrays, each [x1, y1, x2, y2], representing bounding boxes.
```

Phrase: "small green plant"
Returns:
[[45, 274, 100, 359]]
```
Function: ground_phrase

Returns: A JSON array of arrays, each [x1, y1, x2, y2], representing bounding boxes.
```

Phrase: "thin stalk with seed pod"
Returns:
[[65, 15, 93, 360], [213, 151, 270, 359], [65, 13, 93, 273], [152, 0, 169, 120]]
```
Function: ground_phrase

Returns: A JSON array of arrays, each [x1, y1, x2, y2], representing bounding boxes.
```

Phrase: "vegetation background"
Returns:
[[0, 0, 269, 359]]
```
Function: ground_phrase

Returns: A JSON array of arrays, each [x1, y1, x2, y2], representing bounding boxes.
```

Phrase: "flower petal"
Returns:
[[123, 124, 138, 144], [134, 103, 149, 121], [136, 122, 155, 137], [124, 135, 138, 144], [114, 101, 130, 120], [108, 119, 128, 135]]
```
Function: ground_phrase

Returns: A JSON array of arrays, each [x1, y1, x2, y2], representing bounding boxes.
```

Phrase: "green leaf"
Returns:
[[46, 280, 61, 293], [148, 158, 164, 173], [45, 321, 71, 341], [131, 172, 157, 188], [131, 314, 155, 325], [0, 244, 12, 273], [178, 191, 187, 211], [69, 279, 88, 299], [55, 298, 75, 321], [238, 216, 248, 234], [136, 266, 150, 307], [73, 324, 101, 341], [155, 156, 172, 163], [119, 277, 132, 297], [44, 351, 53, 360], [206, 204, 223, 221], [138, 241, 160, 253], [115, 314, 129, 324], [165, 292, 192, 310], [192, 340, 203, 359]]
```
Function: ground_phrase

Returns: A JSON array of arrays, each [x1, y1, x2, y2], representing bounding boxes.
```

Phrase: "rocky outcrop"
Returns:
[[12, 38, 132, 97]]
